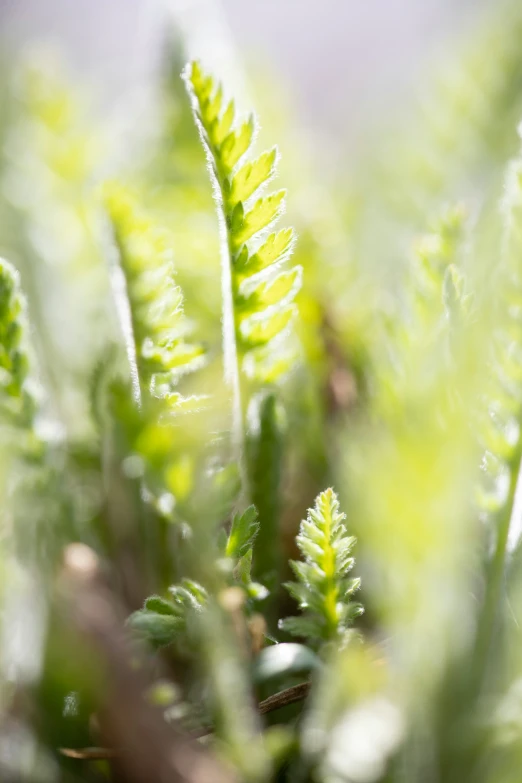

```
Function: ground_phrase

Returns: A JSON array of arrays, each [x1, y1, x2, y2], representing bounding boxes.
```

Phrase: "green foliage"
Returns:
[[225, 504, 259, 560], [247, 392, 283, 592], [2, 56, 110, 438], [0, 258, 36, 432], [130, 502, 269, 650], [280, 488, 362, 649], [184, 60, 301, 401], [127, 579, 207, 648], [5, 11, 522, 783], [104, 185, 206, 406]]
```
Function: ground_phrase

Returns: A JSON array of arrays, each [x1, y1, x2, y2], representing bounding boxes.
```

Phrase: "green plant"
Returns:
[[3, 8, 522, 782], [279, 487, 362, 649]]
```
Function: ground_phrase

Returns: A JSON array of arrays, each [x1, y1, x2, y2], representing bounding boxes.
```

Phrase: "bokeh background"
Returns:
[[0, 0, 492, 151], [2, 3, 522, 781]]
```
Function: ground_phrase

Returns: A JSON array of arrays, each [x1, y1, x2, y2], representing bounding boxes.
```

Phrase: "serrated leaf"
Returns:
[[339, 577, 361, 599], [278, 617, 323, 642], [232, 190, 286, 250], [283, 489, 362, 649], [185, 60, 299, 387], [228, 148, 277, 206], [212, 100, 235, 145], [106, 185, 205, 408], [219, 116, 255, 171], [239, 305, 295, 348], [169, 579, 207, 611], [239, 228, 295, 275], [243, 346, 298, 384], [226, 504, 259, 559], [240, 266, 302, 312], [295, 534, 324, 562], [127, 610, 183, 647], [235, 548, 253, 584], [290, 559, 319, 587], [205, 84, 223, 124]]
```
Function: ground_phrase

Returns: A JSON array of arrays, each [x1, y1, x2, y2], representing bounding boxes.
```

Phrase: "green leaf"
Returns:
[[127, 610, 183, 647], [278, 616, 323, 642], [240, 267, 302, 312], [0, 259, 37, 430], [239, 306, 295, 348], [143, 596, 180, 616], [184, 61, 300, 387], [236, 228, 296, 277], [226, 505, 259, 559], [228, 148, 277, 206], [104, 184, 205, 404], [169, 579, 208, 611], [220, 116, 255, 171], [235, 548, 254, 584], [280, 488, 363, 650], [232, 191, 287, 250]]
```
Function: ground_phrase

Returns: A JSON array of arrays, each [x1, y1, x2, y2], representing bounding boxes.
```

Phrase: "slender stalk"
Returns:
[[473, 444, 522, 685], [213, 160, 245, 461]]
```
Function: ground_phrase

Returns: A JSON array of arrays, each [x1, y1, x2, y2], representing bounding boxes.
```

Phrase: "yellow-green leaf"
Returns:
[[219, 116, 255, 171], [232, 190, 286, 250], [239, 305, 295, 348], [228, 148, 277, 206], [240, 266, 302, 312], [235, 228, 295, 275]]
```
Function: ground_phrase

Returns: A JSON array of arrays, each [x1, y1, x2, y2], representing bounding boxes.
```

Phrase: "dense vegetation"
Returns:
[[3, 3, 522, 781]]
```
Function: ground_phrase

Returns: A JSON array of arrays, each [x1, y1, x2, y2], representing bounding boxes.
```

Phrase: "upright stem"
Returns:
[[204, 148, 247, 487], [473, 443, 522, 685], [217, 196, 245, 462]]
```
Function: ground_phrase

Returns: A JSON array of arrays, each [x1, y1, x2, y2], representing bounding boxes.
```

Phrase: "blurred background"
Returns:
[[0, 0, 492, 152], [2, 2, 522, 781]]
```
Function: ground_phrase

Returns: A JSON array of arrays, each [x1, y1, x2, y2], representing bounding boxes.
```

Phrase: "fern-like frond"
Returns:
[[375, 205, 468, 414], [104, 184, 205, 407], [0, 258, 37, 435], [183, 61, 301, 403], [409, 204, 468, 333], [471, 138, 522, 682], [280, 488, 362, 649], [474, 146, 522, 529], [3, 57, 110, 440]]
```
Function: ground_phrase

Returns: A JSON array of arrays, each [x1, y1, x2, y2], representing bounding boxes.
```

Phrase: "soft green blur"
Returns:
[[1, 2, 522, 782]]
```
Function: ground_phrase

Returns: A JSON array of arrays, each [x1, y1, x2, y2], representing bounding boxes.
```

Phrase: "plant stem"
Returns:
[[473, 443, 522, 685], [258, 681, 311, 715]]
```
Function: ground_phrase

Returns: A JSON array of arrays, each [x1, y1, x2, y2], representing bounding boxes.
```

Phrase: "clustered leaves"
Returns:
[[128, 579, 208, 648], [128, 505, 270, 649], [105, 185, 205, 406], [5, 13, 522, 781], [280, 488, 362, 648]]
